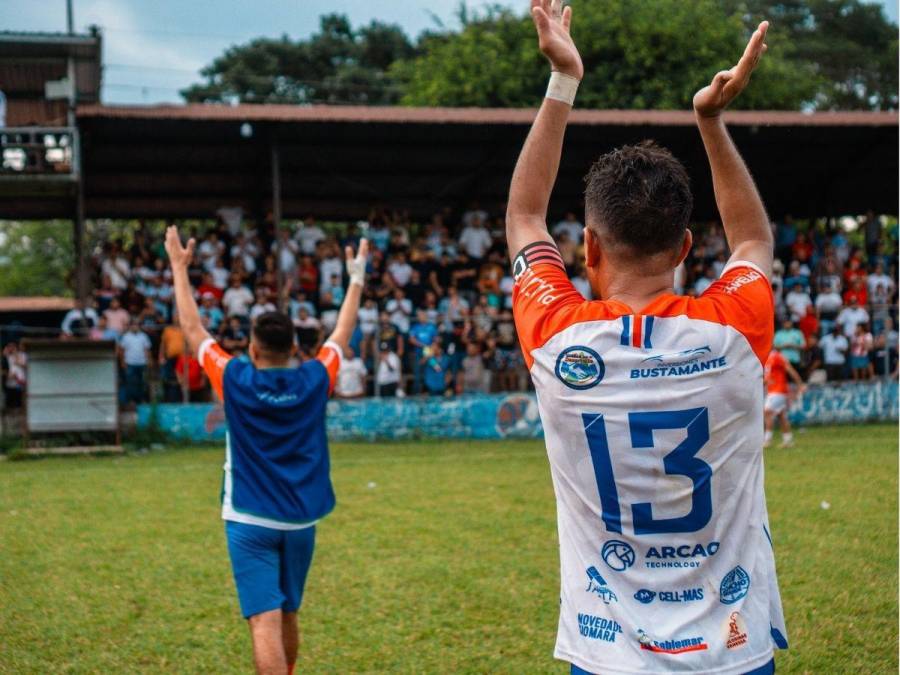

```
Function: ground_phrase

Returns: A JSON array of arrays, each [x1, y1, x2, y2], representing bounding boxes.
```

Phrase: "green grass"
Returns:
[[0, 424, 896, 674]]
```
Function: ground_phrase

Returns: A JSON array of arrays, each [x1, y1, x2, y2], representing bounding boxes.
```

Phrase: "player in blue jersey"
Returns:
[[166, 225, 368, 675]]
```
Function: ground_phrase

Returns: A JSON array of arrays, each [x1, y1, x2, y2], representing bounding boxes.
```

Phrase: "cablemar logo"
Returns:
[[631, 345, 726, 379], [637, 630, 709, 655], [556, 346, 605, 390]]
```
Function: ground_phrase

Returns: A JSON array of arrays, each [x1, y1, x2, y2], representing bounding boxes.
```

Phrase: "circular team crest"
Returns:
[[720, 566, 751, 604], [555, 346, 605, 390], [601, 540, 635, 572]]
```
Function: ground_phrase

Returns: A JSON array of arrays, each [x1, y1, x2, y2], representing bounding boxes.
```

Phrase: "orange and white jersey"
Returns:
[[512, 241, 786, 675], [764, 350, 790, 396]]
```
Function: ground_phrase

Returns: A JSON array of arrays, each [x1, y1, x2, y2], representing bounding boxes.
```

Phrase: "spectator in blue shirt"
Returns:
[[773, 318, 805, 367], [422, 339, 451, 396], [409, 310, 439, 394]]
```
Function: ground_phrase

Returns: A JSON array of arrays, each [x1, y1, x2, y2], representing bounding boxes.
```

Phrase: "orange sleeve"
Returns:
[[699, 262, 775, 365], [511, 241, 623, 369], [199, 338, 232, 402], [316, 340, 343, 395]]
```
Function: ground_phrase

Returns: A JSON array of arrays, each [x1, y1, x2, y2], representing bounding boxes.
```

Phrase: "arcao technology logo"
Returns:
[[601, 540, 635, 572]]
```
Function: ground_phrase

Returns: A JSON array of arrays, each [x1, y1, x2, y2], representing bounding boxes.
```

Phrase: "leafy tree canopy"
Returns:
[[183, 0, 896, 110]]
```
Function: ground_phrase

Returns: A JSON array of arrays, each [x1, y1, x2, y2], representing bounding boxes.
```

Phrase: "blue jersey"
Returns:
[[200, 338, 342, 530]]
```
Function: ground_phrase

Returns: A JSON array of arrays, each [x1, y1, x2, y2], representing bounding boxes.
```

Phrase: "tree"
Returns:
[[722, 0, 898, 109], [181, 14, 413, 104], [181, 0, 897, 110], [395, 0, 817, 109], [0, 221, 74, 297]]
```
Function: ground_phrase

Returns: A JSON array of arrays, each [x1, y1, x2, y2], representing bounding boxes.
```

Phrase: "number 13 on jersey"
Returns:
[[582, 407, 712, 536]]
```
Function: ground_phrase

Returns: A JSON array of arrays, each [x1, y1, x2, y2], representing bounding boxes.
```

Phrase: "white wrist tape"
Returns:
[[347, 257, 366, 287], [545, 71, 580, 106]]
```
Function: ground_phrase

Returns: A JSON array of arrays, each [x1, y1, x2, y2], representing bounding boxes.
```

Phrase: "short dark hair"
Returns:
[[584, 140, 692, 257], [252, 312, 294, 355]]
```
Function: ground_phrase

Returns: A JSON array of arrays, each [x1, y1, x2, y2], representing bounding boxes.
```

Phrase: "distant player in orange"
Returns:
[[763, 348, 805, 448]]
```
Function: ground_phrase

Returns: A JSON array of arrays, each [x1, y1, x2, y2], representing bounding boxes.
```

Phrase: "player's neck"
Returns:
[[598, 273, 675, 313]]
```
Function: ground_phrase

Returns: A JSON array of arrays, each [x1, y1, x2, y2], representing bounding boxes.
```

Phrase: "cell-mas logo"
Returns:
[[601, 540, 635, 572], [556, 346, 605, 390], [633, 588, 703, 604], [720, 566, 751, 604], [633, 589, 656, 604]]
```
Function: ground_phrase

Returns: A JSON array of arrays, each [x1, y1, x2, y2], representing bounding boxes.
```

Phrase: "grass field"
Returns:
[[0, 424, 896, 674]]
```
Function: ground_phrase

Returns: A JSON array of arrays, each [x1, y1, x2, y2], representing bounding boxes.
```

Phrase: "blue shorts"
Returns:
[[225, 520, 316, 619], [571, 658, 774, 675]]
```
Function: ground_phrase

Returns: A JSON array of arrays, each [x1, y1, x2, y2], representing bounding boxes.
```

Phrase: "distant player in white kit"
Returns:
[[507, 2, 785, 673]]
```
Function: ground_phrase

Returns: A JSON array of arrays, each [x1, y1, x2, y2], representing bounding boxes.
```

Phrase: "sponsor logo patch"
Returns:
[[633, 587, 703, 604], [585, 566, 617, 604], [577, 613, 622, 643], [644, 542, 720, 569], [633, 589, 656, 604], [637, 630, 708, 654], [724, 612, 749, 650], [601, 540, 635, 572], [555, 346, 605, 390], [720, 566, 751, 604]]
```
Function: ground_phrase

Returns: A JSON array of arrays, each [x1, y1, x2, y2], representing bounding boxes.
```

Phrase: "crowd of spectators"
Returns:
[[2, 206, 897, 408]]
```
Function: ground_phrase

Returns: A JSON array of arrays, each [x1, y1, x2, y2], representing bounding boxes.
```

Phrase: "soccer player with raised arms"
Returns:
[[507, 2, 785, 673], [166, 226, 368, 675]]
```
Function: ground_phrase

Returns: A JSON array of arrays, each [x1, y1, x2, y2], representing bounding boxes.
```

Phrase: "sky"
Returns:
[[2, 0, 897, 105]]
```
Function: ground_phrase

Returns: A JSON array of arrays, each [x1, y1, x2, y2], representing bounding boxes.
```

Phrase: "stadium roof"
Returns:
[[3, 103, 898, 221]]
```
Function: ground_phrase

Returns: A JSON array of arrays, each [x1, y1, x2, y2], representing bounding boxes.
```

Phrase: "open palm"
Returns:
[[531, 0, 583, 81], [694, 21, 769, 118]]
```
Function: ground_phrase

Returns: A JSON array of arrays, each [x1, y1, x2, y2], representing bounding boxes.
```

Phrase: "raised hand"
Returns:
[[165, 225, 196, 269], [531, 0, 583, 81], [694, 21, 769, 118], [345, 238, 369, 287]]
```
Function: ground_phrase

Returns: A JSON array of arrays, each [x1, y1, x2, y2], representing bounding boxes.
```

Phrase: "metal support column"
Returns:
[[271, 139, 284, 309]]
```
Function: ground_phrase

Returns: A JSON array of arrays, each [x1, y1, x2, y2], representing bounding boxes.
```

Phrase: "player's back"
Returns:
[[200, 339, 342, 529], [512, 243, 786, 674]]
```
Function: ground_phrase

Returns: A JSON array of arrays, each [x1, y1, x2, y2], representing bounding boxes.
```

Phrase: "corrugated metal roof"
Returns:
[[76, 103, 898, 127]]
